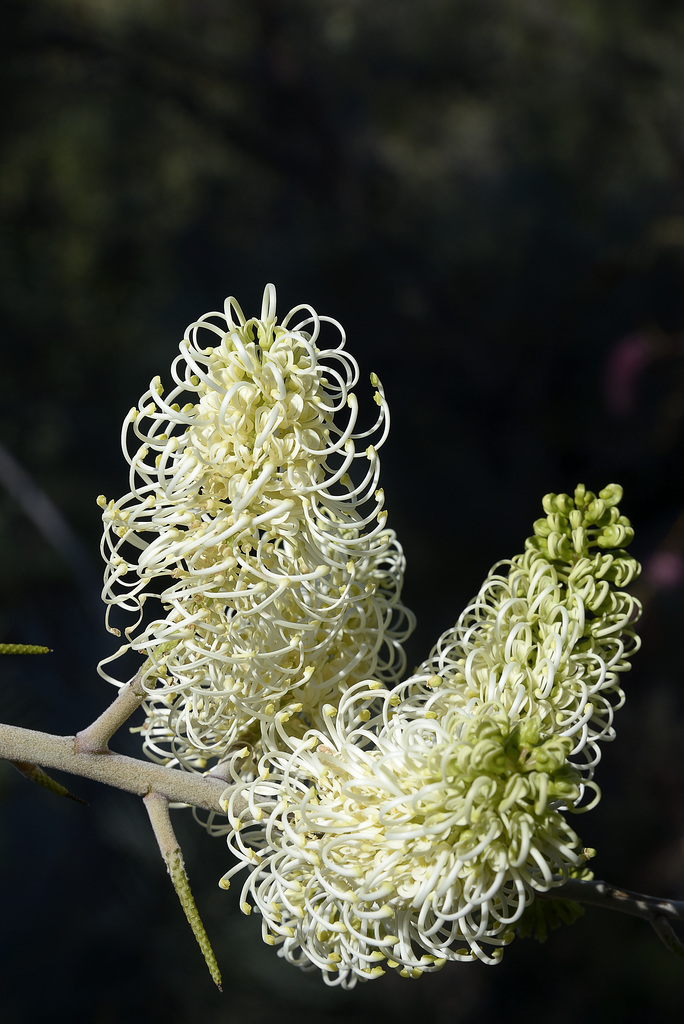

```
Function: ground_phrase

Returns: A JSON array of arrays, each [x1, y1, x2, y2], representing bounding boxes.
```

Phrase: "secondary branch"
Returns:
[[0, 723, 237, 814], [548, 877, 684, 922]]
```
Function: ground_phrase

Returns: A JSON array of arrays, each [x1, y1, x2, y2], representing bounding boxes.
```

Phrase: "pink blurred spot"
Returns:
[[604, 334, 652, 416], [645, 551, 684, 590]]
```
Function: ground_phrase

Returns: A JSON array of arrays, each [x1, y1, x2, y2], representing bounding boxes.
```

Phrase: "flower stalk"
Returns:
[[540, 878, 684, 960], [542, 877, 684, 925]]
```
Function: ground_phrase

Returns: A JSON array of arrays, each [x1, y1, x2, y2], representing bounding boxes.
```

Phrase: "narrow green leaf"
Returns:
[[167, 847, 222, 990], [10, 760, 88, 805], [0, 643, 50, 655]]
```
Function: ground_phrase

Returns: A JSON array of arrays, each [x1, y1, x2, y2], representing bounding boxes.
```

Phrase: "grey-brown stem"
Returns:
[[144, 790, 182, 857], [0, 722, 241, 814]]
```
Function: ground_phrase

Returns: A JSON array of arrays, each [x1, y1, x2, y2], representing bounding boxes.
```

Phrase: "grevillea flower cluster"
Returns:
[[407, 483, 641, 783], [99, 288, 641, 988], [221, 485, 641, 986], [98, 285, 414, 769]]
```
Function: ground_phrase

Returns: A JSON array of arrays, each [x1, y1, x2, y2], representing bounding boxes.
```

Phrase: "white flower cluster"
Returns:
[[98, 285, 414, 768], [99, 287, 641, 988], [222, 485, 641, 986]]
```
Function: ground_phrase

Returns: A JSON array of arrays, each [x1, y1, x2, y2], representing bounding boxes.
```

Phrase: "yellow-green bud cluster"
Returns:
[[529, 483, 637, 587], [405, 483, 641, 779]]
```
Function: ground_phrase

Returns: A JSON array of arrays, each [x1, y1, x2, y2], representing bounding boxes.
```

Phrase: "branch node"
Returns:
[[76, 668, 146, 754]]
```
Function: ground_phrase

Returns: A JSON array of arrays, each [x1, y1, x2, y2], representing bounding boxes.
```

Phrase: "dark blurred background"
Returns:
[[1, 1, 684, 1021]]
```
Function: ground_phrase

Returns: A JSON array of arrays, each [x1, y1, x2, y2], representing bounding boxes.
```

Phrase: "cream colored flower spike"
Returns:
[[97, 285, 414, 769], [222, 485, 641, 987]]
